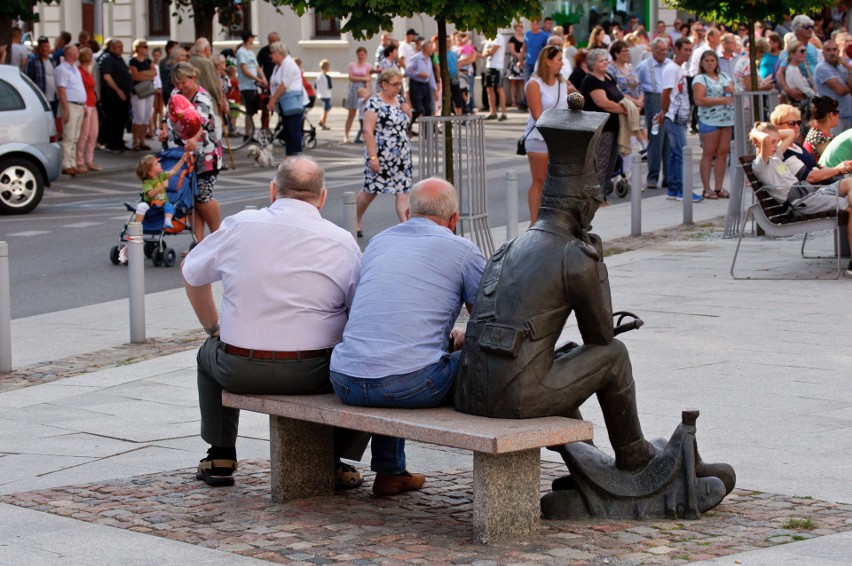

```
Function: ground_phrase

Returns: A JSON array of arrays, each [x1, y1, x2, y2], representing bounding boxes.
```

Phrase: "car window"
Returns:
[[17, 72, 51, 112], [0, 79, 26, 112]]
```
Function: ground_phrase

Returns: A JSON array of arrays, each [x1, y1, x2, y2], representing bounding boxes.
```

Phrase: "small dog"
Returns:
[[247, 144, 274, 167]]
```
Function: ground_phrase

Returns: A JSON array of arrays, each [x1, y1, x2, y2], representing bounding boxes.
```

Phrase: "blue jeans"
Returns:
[[664, 118, 686, 196], [330, 351, 460, 474], [643, 92, 668, 186]]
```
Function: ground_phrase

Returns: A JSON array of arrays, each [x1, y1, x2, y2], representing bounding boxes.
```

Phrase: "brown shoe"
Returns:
[[372, 470, 425, 497]]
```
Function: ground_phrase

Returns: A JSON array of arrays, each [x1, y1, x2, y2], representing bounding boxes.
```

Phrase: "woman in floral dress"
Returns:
[[356, 69, 412, 237]]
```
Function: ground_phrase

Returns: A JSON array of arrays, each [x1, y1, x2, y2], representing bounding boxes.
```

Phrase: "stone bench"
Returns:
[[222, 392, 593, 544]]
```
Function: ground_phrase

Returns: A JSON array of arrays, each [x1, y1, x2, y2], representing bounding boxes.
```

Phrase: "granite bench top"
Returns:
[[223, 392, 593, 454]]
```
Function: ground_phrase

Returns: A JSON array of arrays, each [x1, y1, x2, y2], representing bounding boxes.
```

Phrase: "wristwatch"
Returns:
[[204, 322, 220, 337], [369, 156, 378, 161]]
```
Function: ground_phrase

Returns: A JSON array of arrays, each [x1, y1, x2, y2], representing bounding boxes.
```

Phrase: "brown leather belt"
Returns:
[[220, 343, 331, 360]]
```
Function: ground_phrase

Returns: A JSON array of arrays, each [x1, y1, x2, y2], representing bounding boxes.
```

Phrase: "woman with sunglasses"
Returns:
[[523, 45, 569, 224], [785, 40, 816, 103], [770, 104, 851, 185]]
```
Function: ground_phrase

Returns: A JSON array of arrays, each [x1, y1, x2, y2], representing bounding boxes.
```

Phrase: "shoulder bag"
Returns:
[[133, 79, 155, 98], [278, 89, 304, 116], [517, 81, 561, 156]]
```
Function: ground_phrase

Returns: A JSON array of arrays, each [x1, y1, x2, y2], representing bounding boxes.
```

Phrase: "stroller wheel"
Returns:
[[162, 248, 177, 268], [110, 245, 121, 265], [615, 178, 630, 198], [152, 249, 164, 267], [144, 241, 156, 259], [303, 133, 317, 149]]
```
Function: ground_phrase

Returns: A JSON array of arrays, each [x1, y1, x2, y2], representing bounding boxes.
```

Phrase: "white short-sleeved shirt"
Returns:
[[486, 34, 507, 70], [399, 42, 416, 68], [270, 55, 302, 95], [182, 198, 362, 351], [663, 61, 690, 124], [524, 77, 569, 141], [54, 61, 86, 104]]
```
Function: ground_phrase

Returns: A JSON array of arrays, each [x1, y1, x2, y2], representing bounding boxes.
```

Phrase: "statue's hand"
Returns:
[[613, 311, 644, 336]]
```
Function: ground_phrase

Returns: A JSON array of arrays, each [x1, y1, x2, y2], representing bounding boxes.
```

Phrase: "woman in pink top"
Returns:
[[343, 47, 374, 143], [76, 47, 101, 172]]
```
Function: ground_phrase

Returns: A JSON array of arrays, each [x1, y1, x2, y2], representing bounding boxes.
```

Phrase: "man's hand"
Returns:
[[450, 328, 466, 351], [117, 89, 127, 102]]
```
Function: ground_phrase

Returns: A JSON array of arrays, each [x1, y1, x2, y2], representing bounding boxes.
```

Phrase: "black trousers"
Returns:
[[101, 94, 130, 149], [409, 80, 434, 123]]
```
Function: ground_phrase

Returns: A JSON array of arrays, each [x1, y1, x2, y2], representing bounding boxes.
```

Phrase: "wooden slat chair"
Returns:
[[731, 155, 849, 279]]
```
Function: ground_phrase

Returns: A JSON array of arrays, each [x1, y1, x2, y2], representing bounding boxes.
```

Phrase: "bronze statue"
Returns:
[[455, 94, 734, 519]]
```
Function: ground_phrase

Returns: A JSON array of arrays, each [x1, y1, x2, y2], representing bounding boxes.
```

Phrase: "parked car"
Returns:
[[0, 65, 61, 214]]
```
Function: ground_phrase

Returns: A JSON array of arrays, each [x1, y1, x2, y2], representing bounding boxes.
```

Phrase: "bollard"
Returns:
[[505, 170, 519, 240], [342, 191, 357, 239], [683, 146, 694, 225], [630, 149, 642, 236], [0, 242, 11, 373], [127, 222, 146, 343]]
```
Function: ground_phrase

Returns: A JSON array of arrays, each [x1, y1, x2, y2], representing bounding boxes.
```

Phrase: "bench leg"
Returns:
[[472, 449, 540, 544], [269, 415, 335, 502]]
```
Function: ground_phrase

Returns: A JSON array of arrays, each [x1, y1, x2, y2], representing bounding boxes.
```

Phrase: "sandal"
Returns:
[[702, 189, 719, 199], [715, 189, 730, 199], [196, 458, 238, 487], [335, 461, 364, 490]]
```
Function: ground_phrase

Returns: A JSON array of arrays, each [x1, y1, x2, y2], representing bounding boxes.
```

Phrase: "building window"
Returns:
[[148, 0, 171, 37], [229, 2, 252, 39], [314, 13, 340, 38]]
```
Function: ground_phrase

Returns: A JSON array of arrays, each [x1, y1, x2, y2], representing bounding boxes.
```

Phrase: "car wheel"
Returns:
[[0, 157, 45, 214]]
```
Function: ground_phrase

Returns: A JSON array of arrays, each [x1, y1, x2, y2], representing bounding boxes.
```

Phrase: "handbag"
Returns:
[[278, 89, 304, 116], [133, 79, 155, 98], [517, 82, 561, 156]]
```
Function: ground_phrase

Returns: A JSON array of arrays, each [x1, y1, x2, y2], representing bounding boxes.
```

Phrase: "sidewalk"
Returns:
[[3, 122, 852, 563]]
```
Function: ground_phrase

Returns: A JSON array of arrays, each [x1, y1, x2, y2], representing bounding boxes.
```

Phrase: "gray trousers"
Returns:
[[197, 337, 367, 459], [643, 91, 669, 186]]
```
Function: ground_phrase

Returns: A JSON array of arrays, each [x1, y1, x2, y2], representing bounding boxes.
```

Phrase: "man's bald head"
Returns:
[[409, 177, 458, 224], [272, 156, 326, 205], [268, 32, 280, 44]]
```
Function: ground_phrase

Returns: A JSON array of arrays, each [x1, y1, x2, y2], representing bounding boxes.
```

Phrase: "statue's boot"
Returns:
[[695, 445, 736, 495], [542, 410, 732, 520]]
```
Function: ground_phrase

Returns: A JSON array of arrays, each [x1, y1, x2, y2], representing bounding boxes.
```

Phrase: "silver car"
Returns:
[[0, 65, 62, 214]]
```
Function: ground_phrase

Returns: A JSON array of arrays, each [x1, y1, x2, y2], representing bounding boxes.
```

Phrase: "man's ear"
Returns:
[[405, 207, 410, 220], [269, 181, 276, 203], [317, 187, 328, 210], [447, 211, 459, 233]]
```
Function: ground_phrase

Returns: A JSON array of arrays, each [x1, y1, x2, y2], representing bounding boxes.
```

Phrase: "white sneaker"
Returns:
[[163, 219, 173, 229]]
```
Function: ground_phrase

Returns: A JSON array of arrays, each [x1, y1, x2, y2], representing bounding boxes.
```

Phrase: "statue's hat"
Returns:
[[536, 93, 609, 201]]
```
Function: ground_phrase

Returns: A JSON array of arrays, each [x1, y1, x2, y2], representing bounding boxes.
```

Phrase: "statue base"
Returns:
[[541, 410, 735, 520]]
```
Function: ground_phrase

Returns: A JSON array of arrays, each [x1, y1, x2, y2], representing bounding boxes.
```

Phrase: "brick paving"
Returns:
[[4, 460, 852, 565]]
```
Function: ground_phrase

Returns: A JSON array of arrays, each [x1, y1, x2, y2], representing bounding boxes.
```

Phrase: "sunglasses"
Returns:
[[802, 25, 814, 30], [783, 120, 803, 127], [387, 81, 402, 87]]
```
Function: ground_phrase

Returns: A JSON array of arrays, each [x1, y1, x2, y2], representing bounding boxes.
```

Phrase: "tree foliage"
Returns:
[[283, 0, 541, 40], [0, 0, 57, 63]]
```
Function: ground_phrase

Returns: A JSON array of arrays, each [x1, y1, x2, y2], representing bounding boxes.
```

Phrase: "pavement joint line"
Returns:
[[3, 459, 851, 564]]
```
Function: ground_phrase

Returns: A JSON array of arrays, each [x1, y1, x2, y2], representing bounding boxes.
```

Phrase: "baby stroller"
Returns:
[[109, 147, 197, 268], [607, 154, 631, 199], [257, 105, 317, 150]]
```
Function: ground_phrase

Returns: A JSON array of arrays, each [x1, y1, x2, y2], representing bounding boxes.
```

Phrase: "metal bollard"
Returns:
[[127, 222, 146, 343], [0, 242, 11, 373], [630, 149, 642, 236], [505, 170, 519, 240], [342, 191, 357, 239], [683, 146, 694, 225]]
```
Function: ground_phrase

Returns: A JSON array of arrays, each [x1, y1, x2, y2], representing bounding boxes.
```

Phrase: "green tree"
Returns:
[[0, 1, 57, 64]]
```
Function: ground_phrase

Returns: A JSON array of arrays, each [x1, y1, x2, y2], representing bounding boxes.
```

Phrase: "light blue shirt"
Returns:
[[331, 217, 485, 379], [636, 56, 669, 93], [236, 46, 259, 91], [405, 52, 437, 90], [815, 61, 851, 118]]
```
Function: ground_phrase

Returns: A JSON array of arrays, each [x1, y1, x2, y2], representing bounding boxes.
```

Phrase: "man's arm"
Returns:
[[823, 76, 850, 95], [564, 242, 613, 346], [182, 269, 219, 333], [102, 73, 127, 101]]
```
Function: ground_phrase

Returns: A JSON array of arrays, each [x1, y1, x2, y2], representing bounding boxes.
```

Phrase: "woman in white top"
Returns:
[[524, 44, 569, 224], [267, 42, 304, 156], [785, 40, 816, 99]]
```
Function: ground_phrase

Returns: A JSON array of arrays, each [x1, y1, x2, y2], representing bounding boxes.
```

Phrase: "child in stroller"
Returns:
[[134, 152, 188, 229], [110, 148, 197, 267]]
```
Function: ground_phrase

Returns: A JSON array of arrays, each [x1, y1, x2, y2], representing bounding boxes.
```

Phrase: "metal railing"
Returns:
[[417, 115, 494, 256], [726, 90, 779, 238]]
